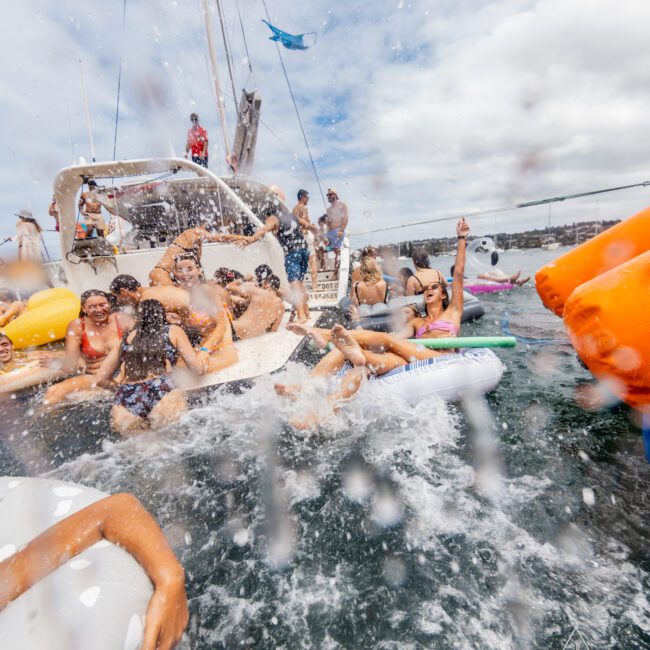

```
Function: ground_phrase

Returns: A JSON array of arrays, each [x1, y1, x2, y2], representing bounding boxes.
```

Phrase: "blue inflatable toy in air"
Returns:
[[262, 20, 316, 50]]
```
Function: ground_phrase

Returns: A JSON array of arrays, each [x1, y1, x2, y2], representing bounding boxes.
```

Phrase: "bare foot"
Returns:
[[509, 270, 521, 283], [286, 324, 330, 349], [331, 324, 366, 367], [274, 382, 301, 398], [515, 276, 530, 286]]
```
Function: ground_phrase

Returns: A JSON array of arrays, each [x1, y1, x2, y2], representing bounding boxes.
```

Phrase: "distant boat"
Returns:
[[541, 240, 560, 251]]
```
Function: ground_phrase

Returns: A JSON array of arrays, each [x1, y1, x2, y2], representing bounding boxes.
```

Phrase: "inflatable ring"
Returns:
[[465, 281, 515, 295], [1, 288, 79, 349], [361, 348, 504, 404], [0, 477, 153, 650]]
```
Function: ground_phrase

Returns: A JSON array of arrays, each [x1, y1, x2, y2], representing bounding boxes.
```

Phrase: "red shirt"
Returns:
[[186, 125, 208, 157]]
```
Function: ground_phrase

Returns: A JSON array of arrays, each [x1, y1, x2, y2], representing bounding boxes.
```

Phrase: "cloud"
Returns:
[[1, 0, 649, 254]]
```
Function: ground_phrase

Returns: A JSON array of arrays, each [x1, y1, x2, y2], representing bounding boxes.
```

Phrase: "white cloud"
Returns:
[[1, 0, 649, 254]]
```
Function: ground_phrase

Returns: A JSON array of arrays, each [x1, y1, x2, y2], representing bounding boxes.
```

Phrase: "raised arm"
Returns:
[[0, 493, 188, 650], [449, 218, 469, 315]]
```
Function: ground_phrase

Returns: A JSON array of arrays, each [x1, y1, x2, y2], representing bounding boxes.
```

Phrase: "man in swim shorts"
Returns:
[[325, 188, 349, 274]]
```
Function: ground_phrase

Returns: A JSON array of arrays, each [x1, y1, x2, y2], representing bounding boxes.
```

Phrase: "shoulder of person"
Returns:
[[67, 318, 83, 334]]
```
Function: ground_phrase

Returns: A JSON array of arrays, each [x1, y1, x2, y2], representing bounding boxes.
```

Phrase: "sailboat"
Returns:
[[39, 2, 349, 390]]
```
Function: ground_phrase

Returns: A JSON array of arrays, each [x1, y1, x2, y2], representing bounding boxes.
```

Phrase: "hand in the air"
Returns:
[[456, 217, 469, 239]]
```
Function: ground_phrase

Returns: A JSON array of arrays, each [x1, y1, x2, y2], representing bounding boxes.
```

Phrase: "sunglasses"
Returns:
[[423, 282, 444, 292]]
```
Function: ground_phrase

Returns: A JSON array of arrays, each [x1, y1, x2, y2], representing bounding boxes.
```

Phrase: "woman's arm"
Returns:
[[91, 342, 122, 388], [405, 276, 419, 296], [169, 325, 207, 374], [56, 321, 83, 373], [0, 301, 26, 327], [449, 218, 469, 315], [0, 493, 188, 650]]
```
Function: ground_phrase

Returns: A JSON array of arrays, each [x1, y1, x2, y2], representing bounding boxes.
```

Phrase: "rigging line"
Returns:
[[112, 0, 128, 161], [234, 0, 254, 78], [160, 0, 196, 103], [215, 0, 239, 112], [261, 0, 326, 208], [350, 180, 650, 237]]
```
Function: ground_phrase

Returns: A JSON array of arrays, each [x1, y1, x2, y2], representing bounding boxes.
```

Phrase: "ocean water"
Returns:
[[1, 247, 649, 648]]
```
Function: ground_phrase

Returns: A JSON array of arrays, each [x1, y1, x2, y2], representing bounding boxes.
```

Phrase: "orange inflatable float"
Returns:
[[536, 207, 650, 411], [535, 206, 650, 316], [563, 251, 650, 411]]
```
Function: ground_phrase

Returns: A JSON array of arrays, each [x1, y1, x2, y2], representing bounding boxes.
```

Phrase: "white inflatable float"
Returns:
[[365, 348, 504, 404], [0, 477, 153, 650]]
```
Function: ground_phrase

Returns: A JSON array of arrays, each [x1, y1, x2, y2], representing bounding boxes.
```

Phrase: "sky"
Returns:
[[1, 0, 650, 258]]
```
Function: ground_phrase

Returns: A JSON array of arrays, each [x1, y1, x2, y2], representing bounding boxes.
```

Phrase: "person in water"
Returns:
[[276, 218, 470, 428], [405, 247, 448, 295], [93, 299, 206, 435], [351, 256, 389, 307], [43, 290, 134, 405], [149, 226, 243, 286], [238, 206, 312, 323], [0, 491, 188, 649], [111, 260, 239, 375]]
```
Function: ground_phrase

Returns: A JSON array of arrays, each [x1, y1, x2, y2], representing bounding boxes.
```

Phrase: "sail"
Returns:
[[232, 90, 262, 173]]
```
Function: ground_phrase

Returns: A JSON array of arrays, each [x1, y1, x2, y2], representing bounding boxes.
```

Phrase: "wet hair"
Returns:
[[263, 274, 281, 291], [297, 189, 308, 200], [360, 257, 382, 285], [79, 289, 111, 317], [172, 253, 204, 284], [0, 332, 12, 346], [264, 206, 278, 219], [397, 267, 414, 287], [109, 274, 141, 294], [122, 300, 169, 382], [403, 304, 421, 320], [450, 265, 455, 277], [412, 248, 430, 269], [361, 246, 378, 259], [213, 267, 244, 287], [254, 264, 274, 284], [0, 288, 17, 303], [318, 214, 328, 225]]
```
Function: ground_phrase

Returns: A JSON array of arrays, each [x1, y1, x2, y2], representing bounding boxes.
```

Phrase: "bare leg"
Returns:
[[149, 389, 187, 430], [515, 275, 531, 286], [43, 374, 106, 405], [286, 324, 331, 349], [310, 253, 319, 290], [110, 405, 148, 436], [274, 348, 345, 397]]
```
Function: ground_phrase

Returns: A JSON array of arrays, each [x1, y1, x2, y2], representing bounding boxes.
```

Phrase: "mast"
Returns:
[[79, 60, 96, 162], [202, 0, 232, 164]]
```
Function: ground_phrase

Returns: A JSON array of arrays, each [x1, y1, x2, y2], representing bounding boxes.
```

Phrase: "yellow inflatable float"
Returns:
[[1, 288, 79, 350], [536, 207, 650, 412]]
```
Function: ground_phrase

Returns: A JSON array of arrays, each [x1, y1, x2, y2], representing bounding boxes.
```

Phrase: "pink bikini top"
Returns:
[[415, 319, 459, 339]]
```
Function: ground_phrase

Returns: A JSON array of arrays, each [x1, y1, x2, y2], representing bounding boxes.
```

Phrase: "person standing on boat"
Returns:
[[48, 194, 60, 231], [79, 180, 107, 237], [325, 188, 348, 274], [292, 189, 320, 290], [14, 210, 42, 262], [238, 206, 312, 323], [184, 113, 209, 168]]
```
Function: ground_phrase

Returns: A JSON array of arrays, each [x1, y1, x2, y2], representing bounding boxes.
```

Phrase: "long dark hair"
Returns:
[[79, 289, 111, 317], [122, 299, 169, 382], [412, 248, 430, 269], [19, 216, 42, 233]]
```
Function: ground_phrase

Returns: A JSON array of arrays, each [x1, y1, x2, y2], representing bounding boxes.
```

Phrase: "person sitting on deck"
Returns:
[[149, 226, 243, 287], [275, 218, 470, 429], [42, 290, 134, 406], [92, 299, 207, 435]]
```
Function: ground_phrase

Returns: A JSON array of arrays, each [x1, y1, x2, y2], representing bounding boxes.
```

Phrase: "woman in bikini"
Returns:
[[277, 218, 470, 427], [143, 255, 238, 374], [43, 290, 134, 405], [149, 226, 242, 286], [405, 247, 447, 296], [92, 299, 206, 435], [351, 256, 389, 307]]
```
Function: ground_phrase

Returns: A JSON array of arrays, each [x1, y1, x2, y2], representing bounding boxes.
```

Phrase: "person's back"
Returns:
[[406, 247, 446, 295], [352, 257, 389, 306]]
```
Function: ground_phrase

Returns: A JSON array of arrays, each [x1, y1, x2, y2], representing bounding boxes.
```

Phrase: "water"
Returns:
[[2, 247, 650, 648]]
